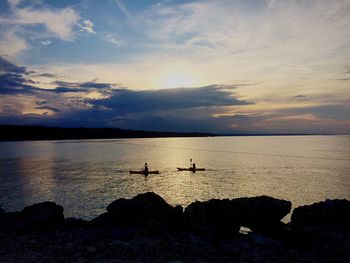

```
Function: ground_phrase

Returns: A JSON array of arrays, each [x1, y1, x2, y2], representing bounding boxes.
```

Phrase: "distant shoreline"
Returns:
[[0, 124, 329, 142]]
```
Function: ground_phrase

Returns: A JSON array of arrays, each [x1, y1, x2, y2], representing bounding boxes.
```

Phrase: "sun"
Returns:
[[159, 72, 198, 89]]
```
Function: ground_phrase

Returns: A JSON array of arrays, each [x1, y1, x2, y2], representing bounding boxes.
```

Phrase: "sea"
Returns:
[[0, 136, 349, 220]]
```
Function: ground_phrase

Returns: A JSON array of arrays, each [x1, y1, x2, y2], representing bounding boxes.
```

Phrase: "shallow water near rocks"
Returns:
[[1, 136, 349, 220]]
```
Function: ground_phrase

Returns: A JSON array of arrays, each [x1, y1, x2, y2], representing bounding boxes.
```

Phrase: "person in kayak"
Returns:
[[143, 163, 149, 173], [190, 159, 196, 170]]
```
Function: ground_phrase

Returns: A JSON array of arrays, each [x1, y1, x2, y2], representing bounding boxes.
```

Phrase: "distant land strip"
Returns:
[[0, 125, 214, 141], [0, 125, 319, 141]]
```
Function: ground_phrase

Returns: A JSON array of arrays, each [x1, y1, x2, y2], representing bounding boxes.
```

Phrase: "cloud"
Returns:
[[1, 56, 350, 134], [52, 80, 114, 90], [35, 106, 60, 113], [80, 19, 96, 34], [125, 0, 350, 93], [40, 40, 51, 46], [0, 56, 255, 131], [0, 56, 109, 95], [48, 87, 86, 93], [8, 0, 21, 8], [105, 33, 126, 47], [89, 85, 252, 113], [6, 6, 81, 40], [0, 30, 28, 56], [35, 73, 57, 78], [0, 0, 95, 55], [329, 77, 350, 81], [281, 104, 350, 122], [293, 95, 308, 101], [0, 56, 26, 73], [0, 56, 37, 94], [115, 0, 131, 19]]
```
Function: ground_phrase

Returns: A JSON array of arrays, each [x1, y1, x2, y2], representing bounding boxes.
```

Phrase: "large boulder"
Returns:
[[65, 217, 89, 229], [0, 202, 64, 232], [89, 212, 115, 228], [290, 199, 350, 257], [183, 196, 291, 237], [184, 199, 240, 237], [20, 201, 64, 229], [231, 196, 292, 233], [291, 199, 350, 229], [0, 211, 23, 232], [95, 192, 183, 232]]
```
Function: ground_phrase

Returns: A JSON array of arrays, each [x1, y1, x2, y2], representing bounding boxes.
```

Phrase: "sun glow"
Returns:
[[156, 68, 200, 89]]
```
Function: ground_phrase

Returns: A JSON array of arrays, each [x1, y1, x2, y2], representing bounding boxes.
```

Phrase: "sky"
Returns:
[[0, 0, 350, 134]]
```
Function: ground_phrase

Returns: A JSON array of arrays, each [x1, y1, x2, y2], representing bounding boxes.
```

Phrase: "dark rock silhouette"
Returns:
[[20, 201, 64, 229], [0, 193, 349, 262], [290, 199, 350, 257], [89, 212, 115, 228], [0, 202, 64, 232], [64, 217, 88, 230], [291, 199, 350, 228], [184, 196, 291, 238], [92, 192, 183, 233], [184, 199, 240, 237], [231, 196, 291, 234]]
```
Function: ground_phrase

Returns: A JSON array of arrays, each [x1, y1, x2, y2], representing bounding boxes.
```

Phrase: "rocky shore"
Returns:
[[0, 193, 349, 262]]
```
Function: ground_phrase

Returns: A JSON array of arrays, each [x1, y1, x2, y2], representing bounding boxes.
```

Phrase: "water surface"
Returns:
[[1, 136, 349, 219]]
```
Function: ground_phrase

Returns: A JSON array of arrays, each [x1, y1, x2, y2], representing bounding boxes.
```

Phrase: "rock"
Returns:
[[285, 249, 300, 259], [89, 212, 115, 228], [231, 196, 292, 233], [248, 232, 282, 246], [20, 201, 64, 229], [86, 246, 96, 254], [104, 192, 183, 232], [290, 199, 350, 252], [0, 211, 25, 232], [65, 242, 75, 251], [184, 199, 240, 237], [65, 217, 88, 229], [291, 199, 350, 229], [0, 206, 5, 218], [109, 227, 138, 241], [184, 196, 291, 237]]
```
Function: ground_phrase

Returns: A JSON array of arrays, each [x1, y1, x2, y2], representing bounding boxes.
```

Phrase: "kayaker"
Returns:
[[143, 163, 149, 173]]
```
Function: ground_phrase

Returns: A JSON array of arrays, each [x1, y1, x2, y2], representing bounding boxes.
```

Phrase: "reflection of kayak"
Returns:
[[177, 168, 205, 171], [130, 170, 159, 175]]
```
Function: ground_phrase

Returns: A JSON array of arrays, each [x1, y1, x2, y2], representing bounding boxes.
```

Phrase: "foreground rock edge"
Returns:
[[0, 192, 349, 262]]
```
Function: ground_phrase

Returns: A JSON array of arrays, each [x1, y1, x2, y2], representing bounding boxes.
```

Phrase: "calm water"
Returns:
[[1, 136, 349, 220]]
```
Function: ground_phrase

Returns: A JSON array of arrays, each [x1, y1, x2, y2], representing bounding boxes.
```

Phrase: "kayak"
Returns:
[[130, 170, 159, 175], [177, 168, 205, 171]]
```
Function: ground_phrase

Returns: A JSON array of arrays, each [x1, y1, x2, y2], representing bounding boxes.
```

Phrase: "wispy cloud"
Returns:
[[40, 40, 51, 46], [105, 33, 126, 47], [3, 6, 81, 40], [131, 0, 350, 85], [0, 0, 95, 55], [115, 0, 131, 19], [0, 29, 28, 56]]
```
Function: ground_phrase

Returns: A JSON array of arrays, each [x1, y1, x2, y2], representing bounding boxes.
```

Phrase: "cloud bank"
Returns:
[[1, 56, 350, 134]]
